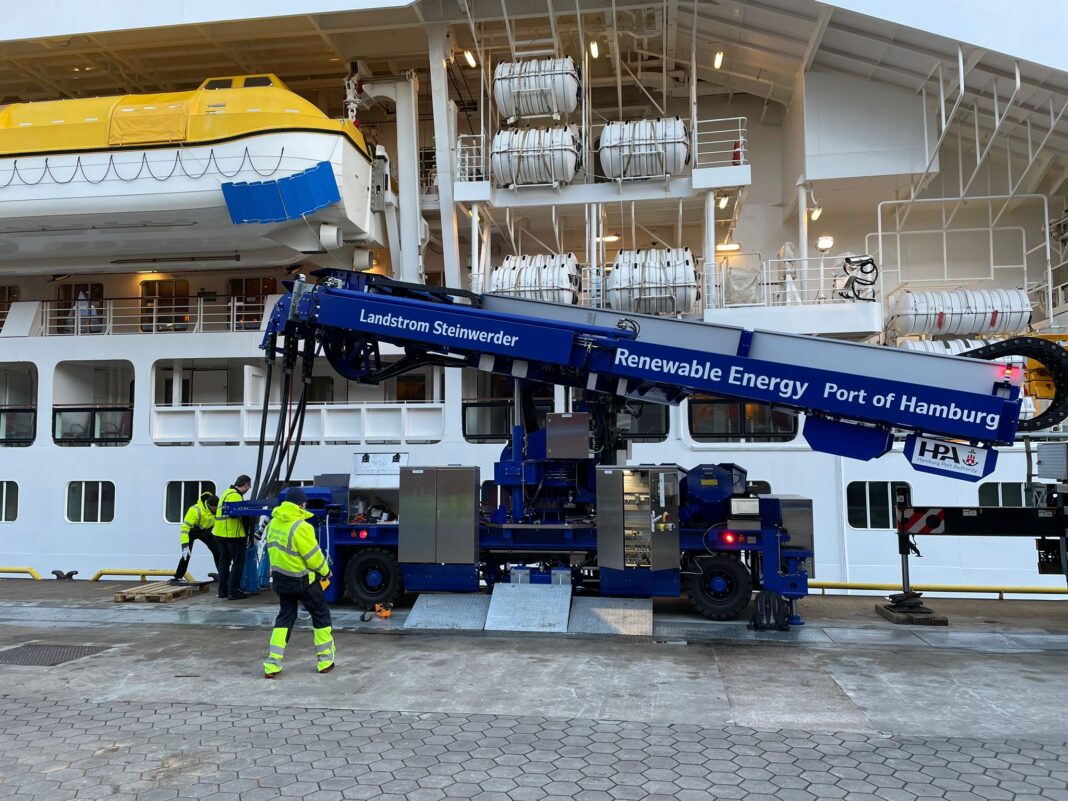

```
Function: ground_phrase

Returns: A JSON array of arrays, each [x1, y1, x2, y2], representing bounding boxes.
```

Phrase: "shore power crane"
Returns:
[[231, 270, 1065, 626]]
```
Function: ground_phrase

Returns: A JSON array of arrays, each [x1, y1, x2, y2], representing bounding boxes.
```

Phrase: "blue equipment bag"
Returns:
[[240, 541, 260, 594]]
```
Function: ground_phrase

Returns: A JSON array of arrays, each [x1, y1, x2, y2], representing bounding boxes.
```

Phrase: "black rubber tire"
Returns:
[[344, 548, 403, 607], [685, 554, 753, 620]]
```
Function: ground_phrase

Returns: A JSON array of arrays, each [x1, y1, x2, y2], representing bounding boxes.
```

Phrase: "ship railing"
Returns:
[[707, 255, 881, 309], [151, 400, 446, 445], [41, 295, 270, 335], [456, 134, 486, 182], [694, 116, 748, 168], [0, 406, 35, 446], [53, 404, 133, 446]]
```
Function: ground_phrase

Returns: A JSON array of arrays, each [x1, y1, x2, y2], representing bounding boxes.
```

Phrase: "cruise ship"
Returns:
[[0, 0, 1066, 596]]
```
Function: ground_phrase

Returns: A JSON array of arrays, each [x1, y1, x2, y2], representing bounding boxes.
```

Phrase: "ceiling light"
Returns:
[[718, 195, 729, 210], [816, 235, 834, 253], [590, 40, 599, 59], [714, 50, 725, 70], [598, 234, 620, 243], [715, 242, 741, 252], [810, 206, 823, 221], [464, 50, 477, 69], [72, 67, 80, 72]]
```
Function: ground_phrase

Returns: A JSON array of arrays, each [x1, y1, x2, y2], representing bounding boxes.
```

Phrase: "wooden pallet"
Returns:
[[113, 581, 210, 604]]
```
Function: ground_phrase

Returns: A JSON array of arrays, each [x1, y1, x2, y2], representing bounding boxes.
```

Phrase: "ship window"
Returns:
[[395, 375, 426, 402], [54, 283, 104, 335], [140, 280, 190, 332], [66, 480, 115, 523], [0, 481, 16, 522], [978, 482, 1031, 507], [165, 480, 217, 523], [243, 76, 273, 88], [0, 286, 19, 328], [307, 376, 334, 404], [204, 79, 233, 90], [846, 481, 910, 529], [227, 277, 277, 331], [688, 395, 797, 442], [462, 371, 553, 442], [616, 402, 668, 442]]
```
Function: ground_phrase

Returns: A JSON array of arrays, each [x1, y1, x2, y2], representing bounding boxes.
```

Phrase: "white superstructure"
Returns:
[[1, 0, 1067, 595]]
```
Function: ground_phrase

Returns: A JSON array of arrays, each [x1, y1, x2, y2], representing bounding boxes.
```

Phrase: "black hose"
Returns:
[[283, 387, 309, 484], [251, 334, 277, 499], [280, 336, 317, 485], [964, 336, 1068, 432], [259, 358, 294, 498]]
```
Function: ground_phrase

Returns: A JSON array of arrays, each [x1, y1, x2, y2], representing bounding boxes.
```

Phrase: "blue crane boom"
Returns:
[[267, 270, 1026, 477]]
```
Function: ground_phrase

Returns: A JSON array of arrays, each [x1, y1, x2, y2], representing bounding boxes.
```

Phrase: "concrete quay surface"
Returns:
[[0, 579, 1067, 800]]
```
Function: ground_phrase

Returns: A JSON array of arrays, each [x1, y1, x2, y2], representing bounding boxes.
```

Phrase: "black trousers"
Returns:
[[214, 536, 247, 598], [174, 528, 219, 580], [273, 573, 332, 632]]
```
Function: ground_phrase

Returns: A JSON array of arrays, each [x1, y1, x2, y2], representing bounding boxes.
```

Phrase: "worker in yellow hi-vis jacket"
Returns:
[[171, 492, 220, 584], [262, 487, 335, 677]]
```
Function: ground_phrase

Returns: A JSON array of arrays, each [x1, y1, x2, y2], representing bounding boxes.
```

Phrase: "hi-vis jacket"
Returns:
[[213, 486, 246, 538], [180, 499, 216, 546], [265, 501, 328, 582]]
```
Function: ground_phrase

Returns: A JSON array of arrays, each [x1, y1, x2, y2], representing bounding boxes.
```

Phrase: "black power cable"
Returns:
[[259, 334, 298, 497], [964, 336, 1068, 432], [251, 332, 277, 499]]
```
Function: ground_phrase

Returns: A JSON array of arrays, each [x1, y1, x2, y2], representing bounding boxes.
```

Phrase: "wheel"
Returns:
[[685, 554, 753, 620], [344, 548, 402, 607]]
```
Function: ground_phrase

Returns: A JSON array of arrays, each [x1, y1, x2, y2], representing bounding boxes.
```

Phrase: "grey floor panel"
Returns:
[[403, 593, 491, 630], [568, 596, 652, 636], [484, 583, 572, 633]]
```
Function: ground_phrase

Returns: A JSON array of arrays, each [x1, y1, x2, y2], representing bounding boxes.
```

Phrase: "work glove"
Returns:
[[181, 546, 191, 560]]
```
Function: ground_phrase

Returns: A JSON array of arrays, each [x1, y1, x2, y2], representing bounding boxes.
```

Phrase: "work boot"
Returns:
[[227, 591, 250, 600], [318, 663, 334, 674], [168, 578, 188, 586], [263, 672, 276, 679]]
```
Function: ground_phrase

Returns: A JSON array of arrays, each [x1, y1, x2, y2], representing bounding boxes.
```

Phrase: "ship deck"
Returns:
[[0, 580, 1067, 800]]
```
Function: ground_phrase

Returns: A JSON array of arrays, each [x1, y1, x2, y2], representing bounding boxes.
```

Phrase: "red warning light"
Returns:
[[723, 532, 737, 545], [359, 529, 369, 539]]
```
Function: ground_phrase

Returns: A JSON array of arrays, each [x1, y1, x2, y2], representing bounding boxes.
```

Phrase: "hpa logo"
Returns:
[[905, 434, 996, 482]]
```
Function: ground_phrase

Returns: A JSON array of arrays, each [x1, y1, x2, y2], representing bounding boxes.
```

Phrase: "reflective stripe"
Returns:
[[266, 542, 301, 557], [286, 520, 301, 552], [301, 546, 323, 561], [268, 646, 286, 657]]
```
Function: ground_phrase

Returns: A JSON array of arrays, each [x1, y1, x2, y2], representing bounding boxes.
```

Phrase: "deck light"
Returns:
[[590, 40, 599, 59], [464, 50, 477, 68], [816, 235, 834, 253], [718, 195, 728, 210], [810, 205, 822, 221], [715, 242, 740, 252], [714, 50, 725, 69]]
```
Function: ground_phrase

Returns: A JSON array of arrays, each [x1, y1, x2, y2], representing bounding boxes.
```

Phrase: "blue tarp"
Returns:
[[221, 160, 341, 224]]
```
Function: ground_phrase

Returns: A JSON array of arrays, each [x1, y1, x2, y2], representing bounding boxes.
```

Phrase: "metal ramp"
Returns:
[[568, 597, 653, 636], [403, 593, 491, 630], [484, 583, 572, 633]]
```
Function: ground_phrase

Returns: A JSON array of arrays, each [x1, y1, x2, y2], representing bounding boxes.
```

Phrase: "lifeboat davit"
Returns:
[[0, 74, 382, 272]]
